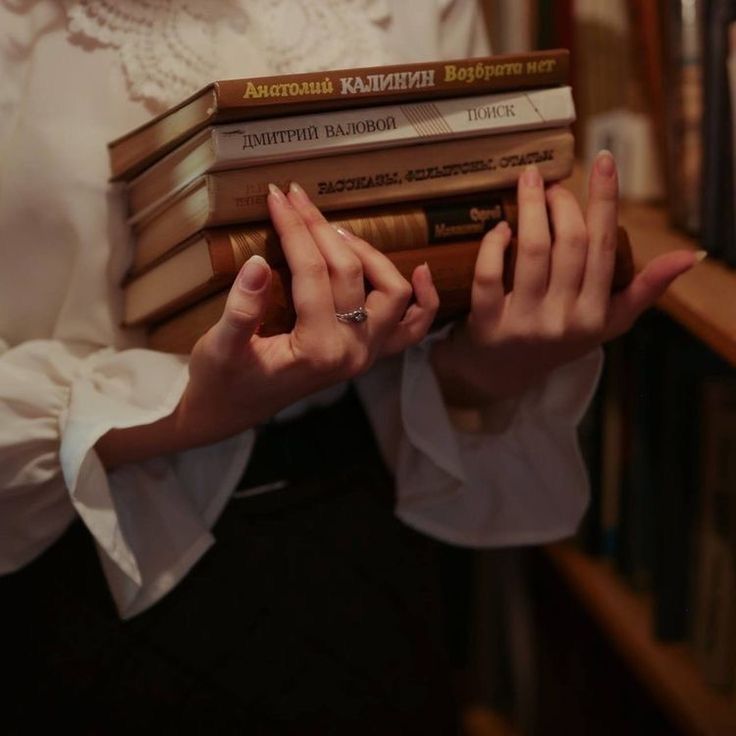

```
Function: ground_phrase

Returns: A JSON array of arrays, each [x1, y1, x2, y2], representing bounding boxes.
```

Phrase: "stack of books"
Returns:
[[110, 49, 577, 353]]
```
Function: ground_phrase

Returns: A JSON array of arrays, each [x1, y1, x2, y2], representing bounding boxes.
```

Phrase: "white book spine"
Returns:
[[210, 86, 576, 167]]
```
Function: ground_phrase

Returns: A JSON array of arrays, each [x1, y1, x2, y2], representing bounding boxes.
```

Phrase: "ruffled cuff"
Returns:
[[60, 345, 253, 618], [0, 340, 253, 618], [363, 328, 603, 548]]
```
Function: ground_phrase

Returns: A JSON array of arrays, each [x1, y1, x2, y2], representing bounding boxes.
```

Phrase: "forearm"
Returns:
[[94, 408, 190, 469]]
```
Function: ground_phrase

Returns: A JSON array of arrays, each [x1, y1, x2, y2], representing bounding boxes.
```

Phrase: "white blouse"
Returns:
[[0, 0, 602, 619]]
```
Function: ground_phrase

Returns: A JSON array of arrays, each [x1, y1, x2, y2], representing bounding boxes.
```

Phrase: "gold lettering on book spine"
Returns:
[[242, 76, 334, 99], [444, 57, 557, 83]]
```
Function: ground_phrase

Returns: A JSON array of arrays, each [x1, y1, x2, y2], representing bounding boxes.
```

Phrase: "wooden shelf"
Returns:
[[546, 543, 736, 736], [619, 201, 736, 367]]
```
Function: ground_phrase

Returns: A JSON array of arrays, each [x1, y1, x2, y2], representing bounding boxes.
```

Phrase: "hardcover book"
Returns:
[[126, 85, 575, 219], [108, 49, 570, 180], [146, 240, 486, 353], [130, 127, 575, 272], [123, 192, 516, 326]]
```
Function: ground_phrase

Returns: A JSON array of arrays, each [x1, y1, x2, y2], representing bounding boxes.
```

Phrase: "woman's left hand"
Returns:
[[431, 151, 700, 407]]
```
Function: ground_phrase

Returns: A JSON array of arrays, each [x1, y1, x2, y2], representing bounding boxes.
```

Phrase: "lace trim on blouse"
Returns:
[[57, 0, 393, 111]]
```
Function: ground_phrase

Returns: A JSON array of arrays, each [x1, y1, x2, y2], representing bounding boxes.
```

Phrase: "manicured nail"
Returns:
[[288, 181, 309, 204], [237, 254, 269, 292], [333, 224, 357, 240], [595, 150, 616, 177], [695, 250, 708, 262], [267, 182, 287, 203], [522, 164, 542, 187]]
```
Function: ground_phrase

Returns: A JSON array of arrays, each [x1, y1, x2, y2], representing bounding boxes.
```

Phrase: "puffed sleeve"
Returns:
[[355, 328, 602, 547], [0, 4, 253, 618]]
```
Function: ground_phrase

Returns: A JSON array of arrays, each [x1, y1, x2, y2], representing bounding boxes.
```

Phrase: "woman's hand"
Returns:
[[431, 151, 701, 408], [96, 184, 438, 468]]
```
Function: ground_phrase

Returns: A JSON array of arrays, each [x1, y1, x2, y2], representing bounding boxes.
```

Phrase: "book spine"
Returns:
[[208, 86, 575, 170], [220, 192, 516, 269], [214, 50, 569, 112], [110, 50, 570, 180], [146, 240, 484, 354], [207, 128, 574, 226], [130, 192, 515, 276]]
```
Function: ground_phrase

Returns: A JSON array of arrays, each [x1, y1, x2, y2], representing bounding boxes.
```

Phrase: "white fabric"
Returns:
[[0, 0, 600, 619]]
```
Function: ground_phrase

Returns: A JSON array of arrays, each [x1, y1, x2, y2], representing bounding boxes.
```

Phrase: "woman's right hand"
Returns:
[[96, 184, 438, 468]]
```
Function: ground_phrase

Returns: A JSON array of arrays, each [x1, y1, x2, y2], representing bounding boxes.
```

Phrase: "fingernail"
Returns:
[[333, 224, 357, 240], [237, 254, 269, 292], [595, 150, 616, 177], [522, 164, 542, 187], [422, 261, 433, 279], [695, 249, 708, 263], [267, 182, 287, 204], [288, 181, 309, 204], [494, 220, 511, 234]]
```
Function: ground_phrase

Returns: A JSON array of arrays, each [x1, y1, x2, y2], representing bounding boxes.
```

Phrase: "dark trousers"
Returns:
[[3, 390, 459, 735]]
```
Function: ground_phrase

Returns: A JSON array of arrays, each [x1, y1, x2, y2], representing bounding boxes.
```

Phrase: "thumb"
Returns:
[[604, 249, 701, 339], [209, 255, 272, 358]]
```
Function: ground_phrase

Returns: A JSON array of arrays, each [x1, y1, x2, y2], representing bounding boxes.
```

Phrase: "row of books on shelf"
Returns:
[[577, 311, 736, 699], [111, 48, 581, 352], [631, 0, 736, 269]]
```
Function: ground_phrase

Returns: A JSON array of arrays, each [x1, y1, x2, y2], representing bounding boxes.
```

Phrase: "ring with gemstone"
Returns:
[[335, 306, 368, 324]]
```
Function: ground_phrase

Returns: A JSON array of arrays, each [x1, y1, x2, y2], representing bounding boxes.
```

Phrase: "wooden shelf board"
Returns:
[[546, 543, 736, 736], [564, 167, 736, 367], [619, 201, 736, 368]]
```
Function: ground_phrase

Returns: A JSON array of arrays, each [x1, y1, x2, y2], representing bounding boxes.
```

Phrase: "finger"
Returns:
[[512, 164, 552, 309], [380, 263, 440, 356], [470, 221, 512, 327], [287, 182, 366, 316], [545, 184, 588, 302], [580, 151, 619, 310], [339, 230, 414, 330], [266, 183, 334, 332], [604, 249, 701, 339], [208, 255, 272, 359]]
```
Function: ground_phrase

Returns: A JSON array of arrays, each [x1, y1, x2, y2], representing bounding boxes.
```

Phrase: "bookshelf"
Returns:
[[544, 193, 736, 735]]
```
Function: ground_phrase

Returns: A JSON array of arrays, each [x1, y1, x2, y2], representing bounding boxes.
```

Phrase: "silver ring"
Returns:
[[335, 306, 368, 324]]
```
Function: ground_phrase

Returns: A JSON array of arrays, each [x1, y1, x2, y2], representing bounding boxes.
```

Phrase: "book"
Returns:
[[691, 377, 736, 691], [108, 49, 570, 180], [130, 126, 575, 272], [615, 311, 662, 590], [123, 192, 517, 326], [146, 240, 485, 354], [126, 85, 576, 219], [148, 221, 633, 353], [125, 194, 634, 329], [659, 0, 704, 235], [701, 0, 736, 264]]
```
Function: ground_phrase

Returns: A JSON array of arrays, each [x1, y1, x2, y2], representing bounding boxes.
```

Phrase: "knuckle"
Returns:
[[565, 232, 589, 252], [519, 239, 549, 259], [302, 257, 328, 279], [224, 307, 257, 330], [597, 229, 617, 253], [573, 310, 606, 339], [305, 343, 346, 376], [473, 270, 503, 291], [394, 279, 413, 304], [336, 257, 364, 282]]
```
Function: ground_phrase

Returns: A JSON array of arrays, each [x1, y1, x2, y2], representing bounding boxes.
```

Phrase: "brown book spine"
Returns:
[[110, 49, 570, 180], [132, 128, 575, 269], [129, 191, 517, 278], [145, 227, 635, 354], [214, 50, 569, 112], [147, 241, 482, 353]]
